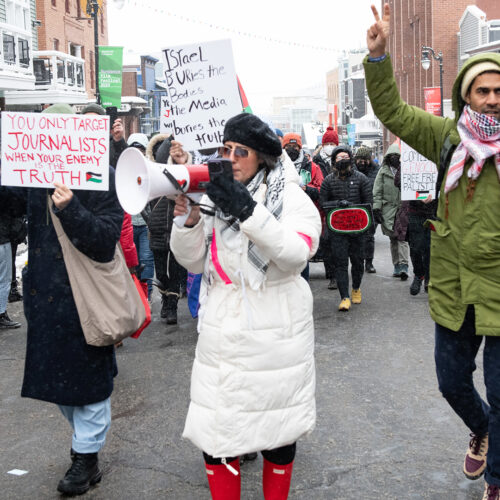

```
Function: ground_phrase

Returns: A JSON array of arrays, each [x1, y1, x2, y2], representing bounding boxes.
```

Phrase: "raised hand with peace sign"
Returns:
[[367, 3, 390, 58]]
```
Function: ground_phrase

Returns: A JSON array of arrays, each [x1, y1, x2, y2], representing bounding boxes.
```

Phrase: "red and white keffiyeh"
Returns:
[[444, 105, 500, 194]]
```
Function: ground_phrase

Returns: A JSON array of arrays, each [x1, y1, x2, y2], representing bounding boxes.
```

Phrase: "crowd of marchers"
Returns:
[[1, 2, 500, 499]]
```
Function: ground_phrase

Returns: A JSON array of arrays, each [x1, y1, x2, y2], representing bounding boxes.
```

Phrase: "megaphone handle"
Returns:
[[174, 211, 190, 228], [173, 192, 203, 228]]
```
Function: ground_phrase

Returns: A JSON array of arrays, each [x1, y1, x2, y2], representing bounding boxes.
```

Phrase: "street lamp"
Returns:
[[421, 45, 444, 117], [85, 0, 101, 104]]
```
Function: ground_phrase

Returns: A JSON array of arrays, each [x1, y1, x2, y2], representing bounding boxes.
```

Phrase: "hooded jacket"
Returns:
[[372, 143, 402, 234], [364, 52, 500, 335]]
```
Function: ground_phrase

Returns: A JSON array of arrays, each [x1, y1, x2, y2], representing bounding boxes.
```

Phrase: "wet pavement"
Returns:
[[0, 230, 488, 499]]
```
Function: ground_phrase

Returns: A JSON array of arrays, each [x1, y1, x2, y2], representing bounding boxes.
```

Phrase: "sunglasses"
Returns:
[[219, 145, 250, 159]]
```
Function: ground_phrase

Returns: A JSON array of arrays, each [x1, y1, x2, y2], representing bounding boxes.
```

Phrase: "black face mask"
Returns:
[[386, 155, 400, 169], [286, 147, 300, 161], [355, 160, 369, 173], [335, 159, 352, 172]]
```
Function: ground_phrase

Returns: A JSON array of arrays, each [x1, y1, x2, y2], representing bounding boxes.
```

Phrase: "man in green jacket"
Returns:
[[365, 4, 500, 499]]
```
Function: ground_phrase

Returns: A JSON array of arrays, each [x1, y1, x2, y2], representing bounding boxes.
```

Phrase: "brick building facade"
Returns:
[[35, 0, 108, 99], [384, 0, 500, 149]]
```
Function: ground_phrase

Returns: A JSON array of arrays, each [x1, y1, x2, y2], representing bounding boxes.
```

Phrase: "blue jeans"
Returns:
[[133, 225, 154, 299], [58, 398, 111, 454], [0, 242, 12, 313], [435, 306, 500, 486]]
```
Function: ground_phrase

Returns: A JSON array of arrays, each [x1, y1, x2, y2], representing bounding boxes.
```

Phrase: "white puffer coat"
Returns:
[[170, 159, 321, 458]]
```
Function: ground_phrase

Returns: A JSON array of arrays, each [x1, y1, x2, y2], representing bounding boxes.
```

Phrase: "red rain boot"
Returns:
[[205, 458, 241, 500], [262, 458, 294, 499]]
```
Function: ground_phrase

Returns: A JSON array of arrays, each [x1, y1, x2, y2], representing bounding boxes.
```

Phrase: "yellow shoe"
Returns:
[[338, 298, 351, 311], [351, 289, 362, 304]]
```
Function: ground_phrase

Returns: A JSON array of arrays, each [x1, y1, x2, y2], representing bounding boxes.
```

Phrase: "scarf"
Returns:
[[203, 158, 286, 290], [444, 105, 500, 194], [292, 150, 305, 172]]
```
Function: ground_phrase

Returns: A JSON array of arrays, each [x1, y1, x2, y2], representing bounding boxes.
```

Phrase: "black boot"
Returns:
[[240, 452, 258, 465], [410, 276, 424, 296], [57, 452, 102, 496], [8, 281, 22, 302], [0, 312, 21, 329], [365, 259, 376, 273], [160, 296, 168, 319], [165, 295, 178, 325], [327, 278, 338, 290]]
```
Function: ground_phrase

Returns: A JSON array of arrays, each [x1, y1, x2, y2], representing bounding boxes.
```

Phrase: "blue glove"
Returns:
[[206, 175, 257, 222]]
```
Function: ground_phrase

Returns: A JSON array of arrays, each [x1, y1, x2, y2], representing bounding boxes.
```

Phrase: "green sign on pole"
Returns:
[[98, 46, 123, 108]]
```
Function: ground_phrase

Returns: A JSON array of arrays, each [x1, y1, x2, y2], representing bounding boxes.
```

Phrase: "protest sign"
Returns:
[[325, 204, 373, 234], [98, 46, 123, 108], [160, 39, 242, 151], [400, 141, 437, 200], [1, 112, 110, 190]]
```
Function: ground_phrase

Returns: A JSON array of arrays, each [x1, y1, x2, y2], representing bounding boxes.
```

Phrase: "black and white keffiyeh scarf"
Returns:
[[204, 158, 285, 286]]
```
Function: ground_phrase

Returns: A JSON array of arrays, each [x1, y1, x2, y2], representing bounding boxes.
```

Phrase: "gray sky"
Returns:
[[108, 0, 377, 114]]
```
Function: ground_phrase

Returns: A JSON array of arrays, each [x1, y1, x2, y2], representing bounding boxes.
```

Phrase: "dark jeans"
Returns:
[[330, 233, 364, 299], [361, 223, 377, 260], [203, 442, 296, 466], [435, 306, 500, 486], [408, 214, 430, 279], [133, 225, 155, 299], [152, 247, 185, 309]]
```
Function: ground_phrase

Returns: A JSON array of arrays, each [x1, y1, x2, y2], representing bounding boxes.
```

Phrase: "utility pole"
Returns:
[[86, 0, 100, 104]]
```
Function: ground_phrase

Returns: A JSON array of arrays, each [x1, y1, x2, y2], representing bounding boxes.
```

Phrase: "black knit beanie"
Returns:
[[223, 113, 282, 157], [331, 145, 353, 163]]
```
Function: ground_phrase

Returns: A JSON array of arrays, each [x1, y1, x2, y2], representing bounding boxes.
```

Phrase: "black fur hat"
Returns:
[[223, 113, 282, 157]]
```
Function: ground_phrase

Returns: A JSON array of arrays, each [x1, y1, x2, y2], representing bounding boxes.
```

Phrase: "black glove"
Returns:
[[373, 208, 384, 224], [206, 175, 257, 222], [338, 199, 351, 208]]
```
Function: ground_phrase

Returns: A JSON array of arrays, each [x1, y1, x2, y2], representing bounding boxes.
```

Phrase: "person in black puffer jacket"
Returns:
[[320, 146, 373, 311], [145, 134, 187, 325], [353, 146, 380, 273]]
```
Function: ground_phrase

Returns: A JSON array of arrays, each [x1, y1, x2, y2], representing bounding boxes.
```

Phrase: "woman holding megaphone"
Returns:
[[171, 113, 321, 500]]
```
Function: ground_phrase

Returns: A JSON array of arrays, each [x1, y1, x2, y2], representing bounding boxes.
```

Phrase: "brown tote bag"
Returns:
[[49, 198, 146, 346]]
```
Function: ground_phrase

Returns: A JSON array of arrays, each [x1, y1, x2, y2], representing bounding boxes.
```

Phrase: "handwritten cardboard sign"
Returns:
[[1, 112, 110, 190], [160, 39, 242, 151], [326, 205, 373, 234], [400, 141, 437, 201]]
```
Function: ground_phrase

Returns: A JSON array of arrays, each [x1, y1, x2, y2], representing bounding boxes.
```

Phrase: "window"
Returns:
[[76, 0, 81, 18], [65, 0, 69, 13], [3, 34, 15, 64], [18, 38, 29, 67], [6, 0, 31, 31], [51, 0, 56, 6], [53, 38, 59, 51], [100, 11, 104, 34]]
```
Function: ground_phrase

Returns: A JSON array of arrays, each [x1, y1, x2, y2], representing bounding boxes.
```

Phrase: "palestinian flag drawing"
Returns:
[[86, 171, 103, 183], [415, 190, 430, 200]]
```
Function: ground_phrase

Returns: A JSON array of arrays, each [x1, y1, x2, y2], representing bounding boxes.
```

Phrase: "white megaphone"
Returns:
[[115, 147, 210, 227]]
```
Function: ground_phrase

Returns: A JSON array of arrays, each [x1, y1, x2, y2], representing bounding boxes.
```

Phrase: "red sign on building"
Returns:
[[424, 87, 441, 116]]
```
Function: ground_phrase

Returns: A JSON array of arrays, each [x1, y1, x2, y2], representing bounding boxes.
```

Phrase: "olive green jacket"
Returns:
[[373, 162, 400, 234], [364, 52, 500, 335]]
